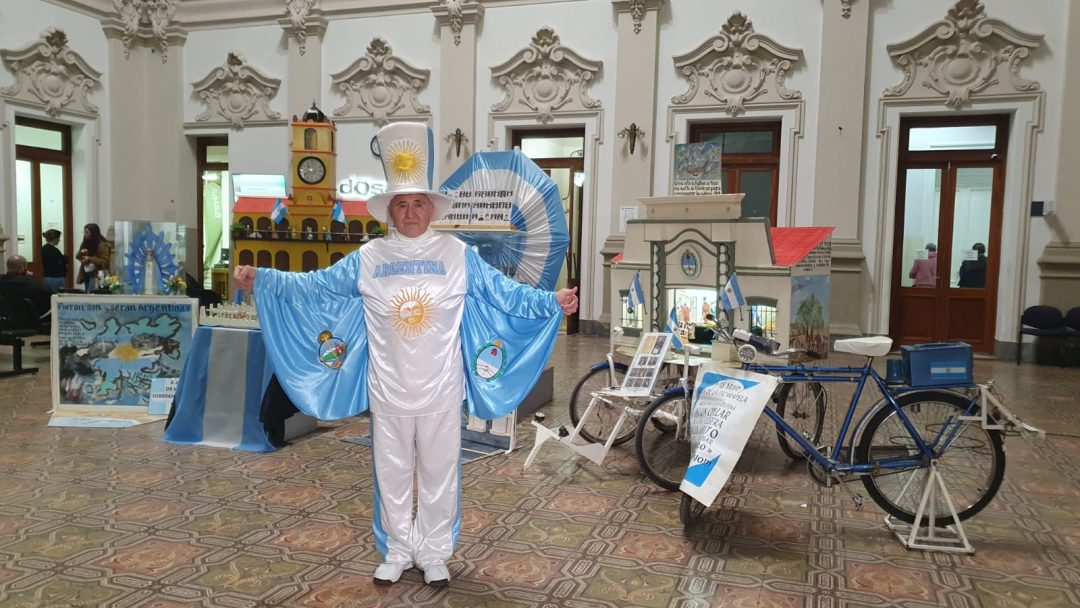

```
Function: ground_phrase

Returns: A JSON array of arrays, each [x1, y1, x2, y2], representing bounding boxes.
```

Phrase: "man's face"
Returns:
[[388, 194, 434, 238]]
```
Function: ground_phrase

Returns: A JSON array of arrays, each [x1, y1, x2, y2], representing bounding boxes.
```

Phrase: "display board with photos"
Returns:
[[621, 332, 674, 396]]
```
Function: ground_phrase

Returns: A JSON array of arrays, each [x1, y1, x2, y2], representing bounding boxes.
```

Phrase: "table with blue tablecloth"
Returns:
[[165, 325, 317, 451]]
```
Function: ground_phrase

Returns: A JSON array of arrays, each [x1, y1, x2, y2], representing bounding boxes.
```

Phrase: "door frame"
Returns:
[[195, 135, 228, 287], [14, 116, 74, 285], [888, 114, 1008, 351], [511, 127, 585, 334]]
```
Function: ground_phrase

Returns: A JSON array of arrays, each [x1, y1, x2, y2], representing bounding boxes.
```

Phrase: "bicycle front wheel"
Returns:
[[635, 391, 692, 491], [568, 363, 633, 445], [774, 381, 826, 460], [855, 390, 1005, 525]]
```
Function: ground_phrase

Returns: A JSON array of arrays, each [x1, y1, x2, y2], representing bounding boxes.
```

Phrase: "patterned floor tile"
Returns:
[[1, 335, 1079, 607]]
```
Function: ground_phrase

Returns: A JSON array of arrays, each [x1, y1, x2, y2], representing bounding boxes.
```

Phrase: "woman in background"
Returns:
[[76, 223, 112, 293], [41, 229, 68, 293]]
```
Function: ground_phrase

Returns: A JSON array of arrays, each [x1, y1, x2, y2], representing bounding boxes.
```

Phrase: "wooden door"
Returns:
[[890, 116, 1007, 352]]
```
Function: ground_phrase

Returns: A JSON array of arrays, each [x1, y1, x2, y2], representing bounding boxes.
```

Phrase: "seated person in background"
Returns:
[[958, 242, 988, 288], [908, 243, 937, 288], [0, 255, 52, 318]]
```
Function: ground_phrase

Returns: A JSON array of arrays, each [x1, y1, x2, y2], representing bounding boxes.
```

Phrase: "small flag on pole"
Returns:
[[720, 272, 746, 312], [626, 272, 645, 312], [331, 199, 346, 224], [665, 306, 684, 351], [270, 198, 288, 224]]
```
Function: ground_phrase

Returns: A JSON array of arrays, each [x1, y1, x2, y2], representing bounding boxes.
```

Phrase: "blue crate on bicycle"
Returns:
[[901, 342, 974, 387]]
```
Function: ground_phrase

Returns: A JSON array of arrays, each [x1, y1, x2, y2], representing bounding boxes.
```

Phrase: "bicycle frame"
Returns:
[[743, 357, 979, 476]]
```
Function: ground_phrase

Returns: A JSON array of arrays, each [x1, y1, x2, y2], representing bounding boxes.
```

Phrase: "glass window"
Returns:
[[950, 167, 993, 289], [518, 136, 584, 159], [15, 124, 64, 151], [908, 126, 996, 151], [206, 145, 229, 163], [698, 130, 774, 154], [901, 168, 942, 288]]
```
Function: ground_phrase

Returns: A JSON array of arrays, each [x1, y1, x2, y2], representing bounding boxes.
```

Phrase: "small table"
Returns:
[[164, 325, 317, 452]]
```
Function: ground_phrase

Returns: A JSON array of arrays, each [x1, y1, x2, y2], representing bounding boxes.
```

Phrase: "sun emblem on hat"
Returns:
[[390, 287, 435, 338], [384, 138, 427, 184]]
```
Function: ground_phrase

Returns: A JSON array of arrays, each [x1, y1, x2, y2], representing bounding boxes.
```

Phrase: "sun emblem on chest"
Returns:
[[389, 287, 436, 338]]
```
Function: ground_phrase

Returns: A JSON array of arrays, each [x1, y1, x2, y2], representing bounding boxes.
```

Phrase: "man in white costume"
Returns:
[[234, 122, 578, 588]]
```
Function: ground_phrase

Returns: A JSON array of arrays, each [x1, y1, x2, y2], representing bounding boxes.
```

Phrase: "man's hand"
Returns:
[[555, 286, 578, 316], [234, 265, 257, 291]]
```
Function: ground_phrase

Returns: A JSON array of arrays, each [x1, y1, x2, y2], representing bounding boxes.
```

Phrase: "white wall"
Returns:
[[654, 0, 823, 227], [861, 0, 1068, 339], [183, 25, 289, 123], [0, 0, 110, 249], [477, 0, 618, 322]]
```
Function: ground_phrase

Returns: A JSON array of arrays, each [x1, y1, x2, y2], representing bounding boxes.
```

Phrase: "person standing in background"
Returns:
[[908, 242, 937, 288], [41, 229, 68, 293], [76, 223, 112, 293]]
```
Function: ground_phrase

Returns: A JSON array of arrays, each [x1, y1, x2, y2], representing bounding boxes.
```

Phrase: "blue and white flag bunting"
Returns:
[[627, 272, 645, 311], [665, 306, 684, 351], [270, 198, 288, 224], [721, 272, 746, 312], [331, 199, 346, 224]]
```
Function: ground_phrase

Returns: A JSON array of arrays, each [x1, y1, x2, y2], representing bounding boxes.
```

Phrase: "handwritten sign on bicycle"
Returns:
[[681, 368, 779, 507], [619, 332, 673, 396]]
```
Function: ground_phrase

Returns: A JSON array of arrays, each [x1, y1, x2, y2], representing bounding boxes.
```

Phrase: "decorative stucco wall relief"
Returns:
[[113, 0, 178, 62], [330, 37, 431, 125], [285, 0, 316, 55], [490, 26, 602, 124], [883, 0, 1043, 107], [191, 52, 282, 128], [0, 28, 102, 117], [671, 12, 802, 116]]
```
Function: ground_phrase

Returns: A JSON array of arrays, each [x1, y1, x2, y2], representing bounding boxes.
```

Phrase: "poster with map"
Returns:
[[51, 295, 198, 410]]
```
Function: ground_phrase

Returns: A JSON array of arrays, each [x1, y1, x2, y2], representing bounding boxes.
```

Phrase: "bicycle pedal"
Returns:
[[852, 494, 865, 511], [557, 426, 569, 438]]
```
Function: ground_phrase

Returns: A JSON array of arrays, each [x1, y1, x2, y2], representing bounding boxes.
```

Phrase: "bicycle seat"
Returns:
[[834, 336, 893, 357]]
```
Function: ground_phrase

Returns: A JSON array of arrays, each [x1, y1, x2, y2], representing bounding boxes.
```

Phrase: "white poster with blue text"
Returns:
[[681, 369, 779, 507]]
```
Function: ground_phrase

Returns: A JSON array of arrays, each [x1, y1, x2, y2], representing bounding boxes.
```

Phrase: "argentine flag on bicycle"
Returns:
[[665, 306, 684, 351], [626, 272, 645, 312], [721, 272, 746, 312]]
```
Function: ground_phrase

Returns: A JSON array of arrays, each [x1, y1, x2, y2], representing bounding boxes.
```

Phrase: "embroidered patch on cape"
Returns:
[[473, 340, 507, 381], [317, 330, 348, 369]]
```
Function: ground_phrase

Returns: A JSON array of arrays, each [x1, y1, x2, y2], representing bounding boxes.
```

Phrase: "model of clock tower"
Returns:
[[291, 102, 336, 205]]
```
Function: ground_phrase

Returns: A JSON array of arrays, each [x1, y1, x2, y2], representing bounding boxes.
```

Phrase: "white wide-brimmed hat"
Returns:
[[366, 122, 453, 224]]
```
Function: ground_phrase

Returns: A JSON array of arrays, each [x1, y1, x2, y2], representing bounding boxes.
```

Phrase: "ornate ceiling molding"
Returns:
[[329, 38, 431, 125], [883, 0, 1043, 107], [191, 52, 282, 129], [490, 26, 603, 124], [432, 0, 483, 46], [671, 12, 802, 116], [284, 0, 317, 55], [612, 0, 663, 35], [107, 0, 180, 62], [0, 28, 103, 117]]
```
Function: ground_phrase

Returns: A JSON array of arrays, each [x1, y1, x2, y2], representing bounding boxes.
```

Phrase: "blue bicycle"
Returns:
[[679, 326, 1007, 528]]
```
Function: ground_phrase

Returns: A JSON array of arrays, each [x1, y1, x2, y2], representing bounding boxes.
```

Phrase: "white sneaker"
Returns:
[[421, 563, 450, 587], [373, 561, 412, 586]]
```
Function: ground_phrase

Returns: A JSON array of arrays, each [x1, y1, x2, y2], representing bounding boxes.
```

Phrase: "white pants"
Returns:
[[371, 407, 461, 567]]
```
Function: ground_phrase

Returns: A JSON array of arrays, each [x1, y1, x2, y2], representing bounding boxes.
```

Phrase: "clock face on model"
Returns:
[[297, 156, 326, 184]]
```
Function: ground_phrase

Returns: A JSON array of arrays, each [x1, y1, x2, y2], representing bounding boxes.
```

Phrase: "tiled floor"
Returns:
[[1, 334, 1079, 607]]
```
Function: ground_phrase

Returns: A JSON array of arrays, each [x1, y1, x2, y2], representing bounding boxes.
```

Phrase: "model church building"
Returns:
[[231, 103, 383, 273]]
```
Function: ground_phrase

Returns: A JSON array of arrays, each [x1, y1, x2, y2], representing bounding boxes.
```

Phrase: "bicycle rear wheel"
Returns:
[[774, 381, 826, 460], [568, 363, 634, 445], [855, 390, 1005, 525], [635, 391, 691, 491], [679, 492, 707, 526]]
